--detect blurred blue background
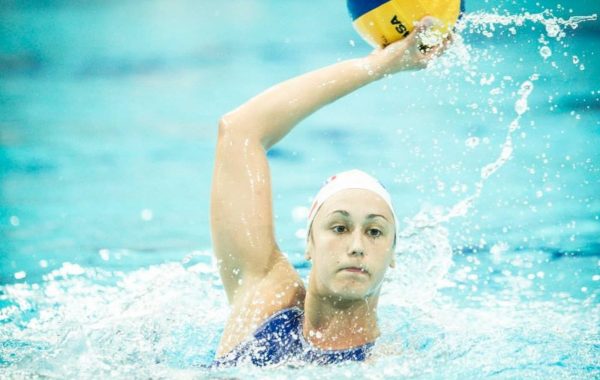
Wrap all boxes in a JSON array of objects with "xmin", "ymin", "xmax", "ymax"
[{"xmin": 1, "ymin": 0, "xmax": 599, "ymax": 284}]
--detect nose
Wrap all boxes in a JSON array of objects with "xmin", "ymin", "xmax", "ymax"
[{"xmin": 348, "ymin": 229, "xmax": 365, "ymax": 257}]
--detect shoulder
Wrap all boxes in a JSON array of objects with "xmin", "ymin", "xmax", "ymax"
[{"xmin": 216, "ymin": 258, "xmax": 306, "ymax": 356}]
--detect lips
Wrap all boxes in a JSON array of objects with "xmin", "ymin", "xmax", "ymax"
[{"xmin": 340, "ymin": 266, "xmax": 369, "ymax": 275}]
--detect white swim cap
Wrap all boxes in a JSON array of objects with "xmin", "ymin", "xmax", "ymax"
[{"xmin": 306, "ymin": 169, "xmax": 397, "ymax": 240}]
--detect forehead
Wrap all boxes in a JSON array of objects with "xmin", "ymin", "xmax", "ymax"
[{"xmin": 316, "ymin": 189, "xmax": 394, "ymax": 221}]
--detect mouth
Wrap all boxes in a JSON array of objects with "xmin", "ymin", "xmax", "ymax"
[{"xmin": 340, "ymin": 266, "xmax": 369, "ymax": 275}]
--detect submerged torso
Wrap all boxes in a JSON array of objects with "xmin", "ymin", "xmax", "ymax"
[{"xmin": 211, "ymin": 307, "xmax": 374, "ymax": 367}]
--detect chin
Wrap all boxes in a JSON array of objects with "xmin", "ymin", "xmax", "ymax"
[{"xmin": 331, "ymin": 282, "xmax": 371, "ymax": 301}]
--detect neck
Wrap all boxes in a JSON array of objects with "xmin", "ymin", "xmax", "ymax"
[{"xmin": 302, "ymin": 290, "xmax": 380, "ymax": 350}]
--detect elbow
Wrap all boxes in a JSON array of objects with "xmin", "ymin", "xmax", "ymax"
[
  {"xmin": 217, "ymin": 113, "xmax": 265, "ymax": 147},
  {"xmin": 217, "ymin": 114, "xmax": 235, "ymax": 139},
  {"xmin": 217, "ymin": 111, "xmax": 246, "ymax": 139}
]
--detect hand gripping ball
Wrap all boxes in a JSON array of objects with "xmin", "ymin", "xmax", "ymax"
[{"xmin": 347, "ymin": 0, "xmax": 465, "ymax": 47}]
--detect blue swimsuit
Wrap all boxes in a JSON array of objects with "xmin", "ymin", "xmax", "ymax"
[{"xmin": 211, "ymin": 307, "xmax": 374, "ymax": 367}]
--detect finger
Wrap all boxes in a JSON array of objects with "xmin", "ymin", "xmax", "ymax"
[
  {"xmin": 446, "ymin": 31, "xmax": 456, "ymax": 45},
  {"xmin": 384, "ymin": 16, "xmax": 441, "ymax": 55},
  {"xmin": 439, "ymin": 32, "xmax": 456, "ymax": 54},
  {"xmin": 414, "ymin": 19, "xmax": 449, "ymax": 57},
  {"xmin": 428, "ymin": 33, "xmax": 453, "ymax": 57},
  {"xmin": 421, "ymin": 28, "xmax": 456, "ymax": 60},
  {"xmin": 414, "ymin": 17, "xmax": 443, "ymax": 39},
  {"xmin": 425, "ymin": 44, "xmax": 444, "ymax": 60},
  {"xmin": 402, "ymin": 17, "xmax": 436, "ymax": 50},
  {"xmin": 414, "ymin": 16, "xmax": 442, "ymax": 33}
]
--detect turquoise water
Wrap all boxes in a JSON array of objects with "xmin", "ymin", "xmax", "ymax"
[{"xmin": 1, "ymin": 0, "xmax": 599, "ymax": 378}]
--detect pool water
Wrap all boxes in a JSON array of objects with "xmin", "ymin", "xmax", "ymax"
[{"xmin": 1, "ymin": 0, "xmax": 599, "ymax": 378}]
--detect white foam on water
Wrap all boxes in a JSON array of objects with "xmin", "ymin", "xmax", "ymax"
[{"xmin": 0, "ymin": 259, "xmax": 228, "ymax": 378}]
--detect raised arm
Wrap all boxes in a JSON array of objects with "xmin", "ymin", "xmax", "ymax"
[{"xmin": 211, "ymin": 18, "xmax": 448, "ymax": 303}]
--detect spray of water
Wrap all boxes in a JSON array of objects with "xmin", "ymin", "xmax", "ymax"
[
  {"xmin": 458, "ymin": 11, "xmax": 597, "ymax": 37},
  {"xmin": 384, "ymin": 11, "xmax": 596, "ymax": 307}
]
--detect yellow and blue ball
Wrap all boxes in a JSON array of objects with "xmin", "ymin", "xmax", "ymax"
[{"xmin": 347, "ymin": 0, "xmax": 465, "ymax": 48}]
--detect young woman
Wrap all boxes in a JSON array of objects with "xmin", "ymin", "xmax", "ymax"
[{"xmin": 210, "ymin": 17, "xmax": 451, "ymax": 367}]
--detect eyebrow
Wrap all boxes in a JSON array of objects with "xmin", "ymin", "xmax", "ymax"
[
  {"xmin": 328, "ymin": 210, "xmax": 350, "ymax": 218},
  {"xmin": 328, "ymin": 210, "xmax": 390, "ymax": 222},
  {"xmin": 367, "ymin": 214, "xmax": 389, "ymax": 222}
]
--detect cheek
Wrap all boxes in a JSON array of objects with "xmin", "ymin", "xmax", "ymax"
[
  {"xmin": 366, "ymin": 261, "xmax": 390, "ymax": 290},
  {"xmin": 312, "ymin": 243, "xmax": 342, "ymax": 277},
  {"xmin": 368, "ymin": 245, "xmax": 394, "ymax": 273},
  {"xmin": 315, "ymin": 248, "xmax": 340, "ymax": 270},
  {"xmin": 373, "ymin": 260, "xmax": 390, "ymax": 278},
  {"xmin": 315, "ymin": 233, "xmax": 342, "ymax": 256}
]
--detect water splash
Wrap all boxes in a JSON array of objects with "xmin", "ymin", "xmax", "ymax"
[
  {"xmin": 386, "ymin": 9, "xmax": 597, "ymax": 306},
  {"xmin": 1, "ymin": 7, "xmax": 598, "ymax": 379},
  {"xmin": 433, "ymin": 10, "xmax": 596, "ymax": 77},
  {"xmin": 456, "ymin": 11, "xmax": 598, "ymax": 40},
  {"xmin": 0, "ymin": 259, "xmax": 227, "ymax": 377},
  {"xmin": 387, "ymin": 75, "xmax": 538, "ymax": 306}
]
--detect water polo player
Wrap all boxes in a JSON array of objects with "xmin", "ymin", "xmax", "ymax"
[{"xmin": 210, "ymin": 16, "xmax": 453, "ymax": 367}]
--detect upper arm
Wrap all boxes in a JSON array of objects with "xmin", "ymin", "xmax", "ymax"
[{"xmin": 210, "ymin": 117, "xmax": 287, "ymax": 301}]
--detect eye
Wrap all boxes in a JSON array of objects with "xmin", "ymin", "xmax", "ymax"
[
  {"xmin": 367, "ymin": 228, "xmax": 382, "ymax": 238},
  {"xmin": 332, "ymin": 225, "xmax": 347, "ymax": 234}
]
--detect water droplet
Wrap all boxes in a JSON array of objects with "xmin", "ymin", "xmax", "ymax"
[
  {"xmin": 539, "ymin": 46, "xmax": 552, "ymax": 60},
  {"xmin": 292, "ymin": 206, "xmax": 309, "ymax": 222},
  {"xmin": 490, "ymin": 242, "xmax": 509, "ymax": 263},
  {"xmin": 99, "ymin": 249, "xmax": 110, "ymax": 261},
  {"xmin": 519, "ymin": 80, "xmax": 534, "ymax": 97},
  {"xmin": 480, "ymin": 74, "xmax": 495, "ymax": 86},
  {"xmin": 481, "ymin": 164, "xmax": 495, "ymax": 179},
  {"xmin": 500, "ymin": 145, "xmax": 513, "ymax": 160},
  {"xmin": 141, "ymin": 209, "xmax": 153, "ymax": 221},
  {"xmin": 295, "ymin": 228, "xmax": 307, "ymax": 240},
  {"xmin": 9, "ymin": 216, "xmax": 20, "ymax": 226},
  {"xmin": 515, "ymin": 99, "xmax": 528, "ymax": 115},
  {"xmin": 572, "ymin": 55, "xmax": 579, "ymax": 64},
  {"xmin": 14, "ymin": 271, "xmax": 26, "ymax": 280},
  {"xmin": 465, "ymin": 137, "xmax": 480, "ymax": 148},
  {"xmin": 545, "ymin": 21, "xmax": 561, "ymax": 37}
]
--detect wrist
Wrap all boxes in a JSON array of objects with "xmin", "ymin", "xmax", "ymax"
[{"xmin": 355, "ymin": 55, "xmax": 387, "ymax": 81}]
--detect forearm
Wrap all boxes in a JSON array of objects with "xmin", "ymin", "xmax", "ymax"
[
  {"xmin": 219, "ymin": 18, "xmax": 446, "ymax": 149},
  {"xmin": 220, "ymin": 55, "xmax": 385, "ymax": 150}
]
